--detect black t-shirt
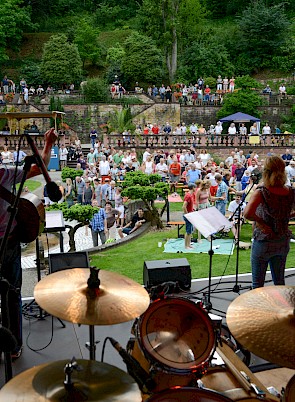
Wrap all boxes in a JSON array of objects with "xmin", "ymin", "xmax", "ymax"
[{"xmin": 130, "ymin": 212, "xmax": 145, "ymax": 229}]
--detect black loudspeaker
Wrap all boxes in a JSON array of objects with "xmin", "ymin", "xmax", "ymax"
[
  {"xmin": 143, "ymin": 258, "xmax": 191, "ymax": 290},
  {"xmin": 49, "ymin": 252, "xmax": 90, "ymax": 273}
]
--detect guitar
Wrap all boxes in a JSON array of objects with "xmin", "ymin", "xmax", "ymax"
[{"xmin": 0, "ymin": 184, "xmax": 45, "ymax": 243}]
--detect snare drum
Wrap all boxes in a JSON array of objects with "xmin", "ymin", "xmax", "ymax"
[
  {"xmin": 146, "ymin": 386, "xmax": 233, "ymax": 401},
  {"xmin": 128, "ymin": 297, "xmax": 216, "ymax": 393}
]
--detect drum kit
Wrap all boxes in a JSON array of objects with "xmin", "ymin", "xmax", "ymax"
[{"xmin": 0, "ymin": 267, "xmax": 294, "ymax": 401}]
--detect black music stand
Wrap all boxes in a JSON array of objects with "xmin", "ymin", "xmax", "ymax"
[{"xmin": 185, "ymin": 207, "xmax": 232, "ymax": 312}]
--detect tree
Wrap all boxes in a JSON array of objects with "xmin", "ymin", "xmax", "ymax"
[
  {"xmin": 237, "ymin": 1, "xmax": 289, "ymax": 69},
  {"xmin": 81, "ymin": 77, "xmax": 111, "ymax": 103},
  {"xmin": 0, "ymin": 0, "xmax": 37, "ymax": 65},
  {"xmin": 47, "ymin": 203, "xmax": 99, "ymax": 251},
  {"xmin": 138, "ymin": 0, "xmax": 204, "ymax": 82},
  {"xmin": 74, "ymin": 19, "xmax": 102, "ymax": 69},
  {"xmin": 61, "ymin": 167, "xmax": 83, "ymax": 183},
  {"xmin": 121, "ymin": 171, "xmax": 169, "ymax": 228},
  {"xmin": 40, "ymin": 34, "xmax": 82, "ymax": 87},
  {"xmin": 217, "ymin": 90, "xmax": 263, "ymax": 120},
  {"xmin": 108, "ymin": 106, "xmax": 135, "ymax": 134},
  {"xmin": 121, "ymin": 32, "xmax": 163, "ymax": 85}
]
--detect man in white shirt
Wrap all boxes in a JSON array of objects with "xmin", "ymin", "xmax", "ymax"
[
  {"xmin": 215, "ymin": 121, "xmax": 223, "ymax": 135},
  {"xmin": 262, "ymin": 123, "xmax": 271, "ymax": 136},
  {"xmin": 142, "ymin": 148, "xmax": 151, "ymax": 162},
  {"xmin": 239, "ymin": 123, "xmax": 247, "ymax": 136},
  {"xmin": 59, "ymin": 144, "xmax": 68, "ymax": 169},
  {"xmin": 156, "ymin": 158, "xmax": 168, "ymax": 181},
  {"xmin": 99, "ymin": 155, "xmax": 110, "ymax": 177},
  {"xmin": 228, "ymin": 123, "xmax": 237, "ymax": 135},
  {"xmin": 228, "ymin": 194, "xmax": 246, "ymax": 243},
  {"xmin": 285, "ymin": 160, "xmax": 295, "ymax": 186},
  {"xmin": 190, "ymin": 123, "xmax": 198, "ymax": 135}
]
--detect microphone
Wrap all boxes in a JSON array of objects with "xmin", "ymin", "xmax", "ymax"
[
  {"xmin": 25, "ymin": 133, "xmax": 62, "ymax": 202},
  {"xmin": 109, "ymin": 337, "xmax": 156, "ymax": 392},
  {"xmin": 0, "ymin": 326, "xmax": 17, "ymax": 352}
]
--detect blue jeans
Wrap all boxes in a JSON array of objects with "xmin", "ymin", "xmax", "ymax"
[
  {"xmin": 251, "ymin": 237, "xmax": 289, "ymax": 288},
  {"xmin": 216, "ymin": 201, "xmax": 226, "ymax": 215},
  {"xmin": 183, "ymin": 215, "xmax": 194, "ymax": 234}
]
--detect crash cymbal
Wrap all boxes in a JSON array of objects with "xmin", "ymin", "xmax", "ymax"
[
  {"xmin": 0, "ymin": 359, "xmax": 142, "ymax": 401},
  {"xmin": 34, "ymin": 268, "xmax": 150, "ymax": 325},
  {"xmin": 227, "ymin": 285, "xmax": 295, "ymax": 369}
]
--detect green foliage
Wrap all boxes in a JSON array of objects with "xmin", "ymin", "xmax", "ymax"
[
  {"xmin": 180, "ymin": 34, "xmax": 234, "ymax": 80},
  {"xmin": 40, "ymin": 34, "xmax": 82, "ymax": 86},
  {"xmin": 47, "ymin": 202, "xmax": 99, "ymax": 224},
  {"xmin": 19, "ymin": 60, "xmax": 41, "ymax": 86},
  {"xmin": 74, "ymin": 19, "xmax": 101, "ymax": 68},
  {"xmin": 49, "ymin": 96, "xmax": 64, "ymax": 128},
  {"xmin": 81, "ymin": 77, "xmax": 111, "ymax": 103},
  {"xmin": 204, "ymin": 77, "xmax": 216, "ymax": 88},
  {"xmin": 217, "ymin": 90, "xmax": 263, "ymax": 119},
  {"xmin": 235, "ymin": 75, "xmax": 262, "ymax": 91},
  {"xmin": 121, "ymin": 32, "xmax": 163, "ymax": 85},
  {"xmin": 237, "ymin": 1, "xmax": 290, "ymax": 69},
  {"xmin": 61, "ymin": 167, "xmax": 83, "ymax": 183},
  {"xmin": 108, "ymin": 106, "xmax": 135, "ymax": 134},
  {"xmin": 121, "ymin": 171, "xmax": 168, "ymax": 203}
]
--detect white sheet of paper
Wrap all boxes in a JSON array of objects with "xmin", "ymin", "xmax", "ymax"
[{"xmin": 185, "ymin": 207, "xmax": 232, "ymax": 238}]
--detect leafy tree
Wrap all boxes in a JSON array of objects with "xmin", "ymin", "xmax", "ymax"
[
  {"xmin": 40, "ymin": 34, "xmax": 82, "ymax": 87},
  {"xmin": 217, "ymin": 90, "xmax": 263, "ymax": 119},
  {"xmin": 74, "ymin": 19, "xmax": 101, "ymax": 69},
  {"xmin": 138, "ymin": 0, "xmax": 204, "ymax": 82},
  {"xmin": 180, "ymin": 34, "xmax": 234, "ymax": 80},
  {"xmin": 19, "ymin": 61, "xmax": 42, "ymax": 86},
  {"xmin": 81, "ymin": 77, "xmax": 111, "ymax": 103},
  {"xmin": 234, "ymin": 75, "xmax": 262, "ymax": 91},
  {"xmin": 121, "ymin": 171, "xmax": 169, "ymax": 228},
  {"xmin": 108, "ymin": 106, "xmax": 135, "ymax": 134},
  {"xmin": 237, "ymin": 1, "xmax": 290, "ymax": 69},
  {"xmin": 121, "ymin": 32, "xmax": 163, "ymax": 85},
  {"xmin": 47, "ymin": 202, "xmax": 98, "ymax": 251}
]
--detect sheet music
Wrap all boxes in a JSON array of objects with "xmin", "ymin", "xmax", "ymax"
[{"xmin": 185, "ymin": 207, "xmax": 232, "ymax": 238}]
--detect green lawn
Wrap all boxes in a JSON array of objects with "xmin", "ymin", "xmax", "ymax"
[
  {"xmin": 16, "ymin": 180, "xmax": 42, "ymax": 192},
  {"xmin": 90, "ymin": 223, "xmax": 295, "ymax": 285}
]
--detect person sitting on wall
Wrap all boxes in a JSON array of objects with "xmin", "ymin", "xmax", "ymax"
[{"xmin": 118, "ymin": 208, "xmax": 146, "ymax": 238}]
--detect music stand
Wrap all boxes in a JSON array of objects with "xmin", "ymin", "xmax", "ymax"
[{"xmin": 185, "ymin": 207, "xmax": 232, "ymax": 311}]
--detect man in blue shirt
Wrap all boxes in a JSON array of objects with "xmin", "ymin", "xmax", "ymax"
[
  {"xmin": 90, "ymin": 203, "xmax": 107, "ymax": 246},
  {"xmin": 186, "ymin": 164, "xmax": 201, "ymax": 185},
  {"xmin": 13, "ymin": 145, "xmax": 27, "ymax": 165},
  {"xmin": 211, "ymin": 173, "xmax": 228, "ymax": 215}
]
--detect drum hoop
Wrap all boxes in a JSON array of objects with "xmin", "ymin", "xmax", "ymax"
[
  {"xmin": 138, "ymin": 297, "xmax": 216, "ymax": 372},
  {"xmin": 146, "ymin": 386, "xmax": 233, "ymax": 401}
]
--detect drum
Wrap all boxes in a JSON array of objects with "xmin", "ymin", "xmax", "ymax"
[
  {"xmin": 146, "ymin": 387, "xmax": 233, "ymax": 401},
  {"xmin": 138, "ymin": 297, "xmax": 215, "ymax": 374},
  {"xmin": 128, "ymin": 297, "xmax": 216, "ymax": 393},
  {"xmin": 284, "ymin": 374, "xmax": 295, "ymax": 401}
]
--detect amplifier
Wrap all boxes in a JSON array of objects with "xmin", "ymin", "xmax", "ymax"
[{"xmin": 143, "ymin": 258, "xmax": 191, "ymax": 290}]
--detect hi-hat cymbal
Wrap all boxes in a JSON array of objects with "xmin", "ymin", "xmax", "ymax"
[
  {"xmin": 34, "ymin": 268, "xmax": 150, "ymax": 325},
  {"xmin": 227, "ymin": 285, "xmax": 295, "ymax": 369},
  {"xmin": 0, "ymin": 359, "xmax": 142, "ymax": 401}
]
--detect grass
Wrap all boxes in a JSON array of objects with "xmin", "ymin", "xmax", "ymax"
[
  {"xmin": 16, "ymin": 180, "xmax": 42, "ymax": 192},
  {"xmin": 90, "ymin": 222, "xmax": 295, "ymax": 285}
]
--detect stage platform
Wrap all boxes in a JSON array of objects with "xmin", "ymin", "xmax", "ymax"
[{"xmin": 1, "ymin": 268, "xmax": 295, "ymax": 394}]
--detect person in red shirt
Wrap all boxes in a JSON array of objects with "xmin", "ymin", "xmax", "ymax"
[
  {"xmin": 183, "ymin": 184, "xmax": 196, "ymax": 249},
  {"xmin": 169, "ymin": 159, "xmax": 181, "ymax": 193},
  {"xmin": 151, "ymin": 123, "xmax": 159, "ymax": 135}
]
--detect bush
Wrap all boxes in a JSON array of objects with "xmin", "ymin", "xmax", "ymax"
[
  {"xmin": 82, "ymin": 77, "xmax": 111, "ymax": 103},
  {"xmin": 61, "ymin": 167, "xmax": 83, "ymax": 183}
]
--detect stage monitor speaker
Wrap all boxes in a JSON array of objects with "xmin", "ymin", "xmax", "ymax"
[
  {"xmin": 143, "ymin": 258, "xmax": 191, "ymax": 290},
  {"xmin": 49, "ymin": 251, "xmax": 90, "ymax": 273}
]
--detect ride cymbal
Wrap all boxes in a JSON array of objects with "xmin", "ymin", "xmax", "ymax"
[
  {"xmin": 0, "ymin": 359, "xmax": 142, "ymax": 401},
  {"xmin": 227, "ymin": 285, "xmax": 295, "ymax": 369},
  {"xmin": 34, "ymin": 268, "xmax": 150, "ymax": 325}
]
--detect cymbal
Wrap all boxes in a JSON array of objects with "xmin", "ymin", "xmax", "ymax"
[
  {"xmin": 227, "ymin": 285, "xmax": 295, "ymax": 369},
  {"xmin": 34, "ymin": 268, "xmax": 150, "ymax": 325},
  {"xmin": 0, "ymin": 359, "xmax": 142, "ymax": 401}
]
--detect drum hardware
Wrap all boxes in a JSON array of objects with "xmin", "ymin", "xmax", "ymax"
[
  {"xmin": 110, "ymin": 337, "xmax": 156, "ymax": 393},
  {"xmin": 227, "ymin": 286, "xmax": 295, "ymax": 370},
  {"xmin": 0, "ymin": 358, "xmax": 142, "ymax": 401},
  {"xmin": 34, "ymin": 267, "xmax": 150, "ymax": 360}
]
